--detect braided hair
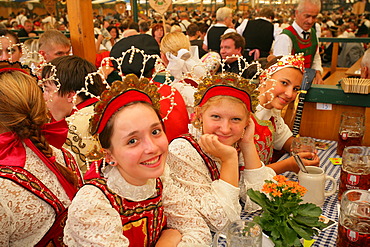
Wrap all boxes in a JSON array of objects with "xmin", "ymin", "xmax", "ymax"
[{"xmin": 0, "ymin": 70, "xmax": 78, "ymax": 187}]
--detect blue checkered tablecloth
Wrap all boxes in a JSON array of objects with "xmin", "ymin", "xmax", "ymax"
[{"xmin": 239, "ymin": 138, "xmax": 341, "ymax": 247}]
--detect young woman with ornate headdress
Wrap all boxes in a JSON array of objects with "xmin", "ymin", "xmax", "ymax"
[
  {"xmin": 63, "ymin": 74, "xmax": 211, "ymax": 246},
  {"xmin": 0, "ymin": 65, "xmax": 83, "ymax": 246},
  {"xmin": 254, "ymin": 54, "xmax": 320, "ymax": 174},
  {"xmin": 166, "ymin": 73, "xmax": 276, "ymax": 232},
  {"xmin": 0, "ymin": 30, "xmax": 22, "ymax": 63}
]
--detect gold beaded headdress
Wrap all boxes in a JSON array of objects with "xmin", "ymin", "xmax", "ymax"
[
  {"xmin": 90, "ymin": 74, "xmax": 161, "ymax": 136},
  {"xmin": 194, "ymin": 73, "xmax": 259, "ymax": 113}
]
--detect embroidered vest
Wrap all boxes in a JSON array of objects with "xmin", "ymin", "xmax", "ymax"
[
  {"xmin": 0, "ymin": 148, "xmax": 82, "ymax": 247},
  {"xmin": 252, "ymin": 115, "xmax": 275, "ymax": 165},
  {"xmin": 282, "ymin": 26, "xmax": 318, "ymax": 68},
  {"xmin": 87, "ymin": 178, "xmax": 167, "ymax": 247},
  {"xmin": 176, "ymin": 134, "xmax": 220, "ymax": 181}
]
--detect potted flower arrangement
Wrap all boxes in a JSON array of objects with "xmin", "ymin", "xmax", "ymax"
[{"xmin": 247, "ymin": 175, "xmax": 326, "ymax": 247}]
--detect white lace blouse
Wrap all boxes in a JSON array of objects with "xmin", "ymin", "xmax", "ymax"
[
  {"xmin": 0, "ymin": 145, "xmax": 71, "ymax": 247},
  {"xmin": 166, "ymin": 126, "xmax": 276, "ymax": 232},
  {"xmin": 64, "ymin": 165, "xmax": 211, "ymax": 246},
  {"xmin": 255, "ymin": 104, "xmax": 293, "ymax": 151}
]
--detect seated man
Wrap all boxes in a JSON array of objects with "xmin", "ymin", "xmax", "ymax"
[
  {"xmin": 219, "ymin": 32, "xmax": 250, "ymax": 78},
  {"xmin": 17, "ymin": 19, "xmax": 38, "ymax": 38}
]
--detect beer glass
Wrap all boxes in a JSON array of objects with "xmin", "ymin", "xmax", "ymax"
[
  {"xmin": 213, "ymin": 220, "xmax": 262, "ymax": 247},
  {"xmin": 337, "ymin": 112, "xmax": 365, "ymax": 156},
  {"xmin": 338, "ymin": 146, "xmax": 370, "ymax": 201},
  {"xmin": 291, "ymin": 137, "xmax": 316, "ymax": 158},
  {"xmin": 337, "ymin": 189, "xmax": 370, "ymax": 246}
]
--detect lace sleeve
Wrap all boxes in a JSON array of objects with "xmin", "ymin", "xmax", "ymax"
[
  {"xmin": 161, "ymin": 167, "xmax": 212, "ymax": 246},
  {"xmin": 64, "ymin": 185, "xmax": 129, "ymax": 247},
  {"xmin": 239, "ymin": 165, "xmax": 276, "ymax": 211},
  {"xmin": 0, "ymin": 200, "xmax": 11, "ymax": 245},
  {"xmin": 167, "ymin": 138, "xmax": 241, "ymax": 232}
]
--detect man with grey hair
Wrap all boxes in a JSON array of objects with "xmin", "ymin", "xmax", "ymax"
[
  {"xmin": 179, "ymin": 12, "xmax": 191, "ymax": 34},
  {"xmin": 203, "ymin": 7, "xmax": 235, "ymax": 53},
  {"xmin": 38, "ymin": 30, "xmax": 71, "ymax": 62},
  {"xmin": 273, "ymin": 0, "xmax": 324, "ymax": 84},
  {"xmin": 361, "ymin": 48, "xmax": 370, "ymax": 78}
]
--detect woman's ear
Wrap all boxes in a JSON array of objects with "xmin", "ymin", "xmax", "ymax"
[{"xmin": 105, "ymin": 149, "xmax": 117, "ymax": 166}]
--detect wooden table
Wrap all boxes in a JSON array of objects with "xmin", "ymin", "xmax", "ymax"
[
  {"xmin": 238, "ymin": 139, "xmax": 341, "ymax": 247},
  {"xmin": 345, "ymin": 57, "xmax": 362, "ymax": 77}
]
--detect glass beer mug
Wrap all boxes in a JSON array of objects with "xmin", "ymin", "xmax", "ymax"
[
  {"xmin": 338, "ymin": 146, "xmax": 370, "ymax": 201},
  {"xmin": 337, "ymin": 190, "xmax": 370, "ymax": 246},
  {"xmin": 213, "ymin": 220, "xmax": 262, "ymax": 247},
  {"xmin": 337, "ymin": 112, "xmax": 365, "ymax": 156}
]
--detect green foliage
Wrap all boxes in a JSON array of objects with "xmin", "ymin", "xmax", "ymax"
[{"xmin": 247, "ymin": 181, "xmax": 325, "ymax": 247}]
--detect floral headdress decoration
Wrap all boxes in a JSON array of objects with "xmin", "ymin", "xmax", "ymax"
[
  {"xmin": 257, "ymin": 54, "xmax": 305, "ymax": 108},
  {"xmin": 194, "ymin": 73, "xmax": 259, "ymax": 113},
  {"xmin": 90, "ymin": 74, "xmax": 161, "ymax": 136},
  {"xmin": 259, "ymin": 54, "xmax": 305, "ymax": 82}
]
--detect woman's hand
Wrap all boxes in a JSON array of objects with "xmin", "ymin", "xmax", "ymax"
[
  {"xmin": 238, "ymin": 118, "xmax": 255, "ymax": 148},
  {"xmin": 290, "ymin": 152, "xmax": 320, "ymax": 173},
  {"xmin": 199, "ymin": 134, "xmax": 239, "ymax": 186},
  {"xmin": 156, "ymin": 229, "xmax": 182, "ymax": 247},
  {"xmin": 199, "ymin": 134, "xmax": 237, "ymax": 163}
]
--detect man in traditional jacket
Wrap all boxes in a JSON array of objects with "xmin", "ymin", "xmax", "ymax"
[{"xmin": 273, "ymin": 0, "xmax": 324, "ymax": 84}]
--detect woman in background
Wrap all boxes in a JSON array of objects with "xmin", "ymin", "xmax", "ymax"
[
  {"xmin": 0, "ymin": 29, "xmax": 22, "ymax": 62},
  {"xmin": 152, "ymin": 23, "xmax": 164, "ymax": 45}
]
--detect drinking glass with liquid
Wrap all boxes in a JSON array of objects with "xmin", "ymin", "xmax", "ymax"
[
  {"xmin": 337, "ymin": 189, "xmax": 370, "ymax": 246},
  {"xmin": 338, "ymin": 146, "xmax": 370, "ymax": 201},
  {"xmin": 337, "ymin": 112, "xmax": 365, "ymax": 156}
]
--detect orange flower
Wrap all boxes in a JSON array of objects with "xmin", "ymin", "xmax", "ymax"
[
  {"xmin": 273, "ymin": 175, "xmax": 287, "ymax": 183},
  {"xmin": 272, "ymin": 190, "xmax": 283, "ymax": 197},
  {"xmin": 262, "ymin": 184, "xmax": 273, "ymax": 193}
]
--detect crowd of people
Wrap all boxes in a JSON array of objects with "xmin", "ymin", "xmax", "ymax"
[{"xmin": 0, "ymin": 0, "xmax": 369, "ymax": 246}]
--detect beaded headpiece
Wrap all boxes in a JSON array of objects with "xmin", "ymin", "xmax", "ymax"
[
  {"xmin": 259, "ymin": 54, "xmax": 305, "ymax": 81},
  {"xmin": 194, "ymin": 73, "xmax": 259, "ymax": 113},
  {"xmin": 257, "ymin": 54, "xmax": 305, "ymax": 109},
  {"xmin": 0, "ymin": 60, "xmax": 36, "ymax": 78},
  {"xmin": 0, "ymin": 35, "xmax": 44, "ymax": 72},
  {"xmin": 90, "ymin": 74, "xmax": 161, "ymax": 135}
]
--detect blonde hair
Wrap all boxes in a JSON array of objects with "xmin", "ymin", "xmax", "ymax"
[
  {"xmin": 160, "ymin": 32, "xmax": 190, "ymax": 56},
  {"xmin": 0, "ymin": 70, "xmax": 78, "ymax": 186},
  {"xmin": 192, "ymin": 95, "xmax": 250, "ymax": 129}
]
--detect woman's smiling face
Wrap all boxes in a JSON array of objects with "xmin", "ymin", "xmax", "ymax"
[
  {"xmin": 106, "ymin": 103, "xmax": 168, "ymax": 186},
  {"xmin": 259, "ymin": 68, "xmax": 303, "ymax": 110},
  {"xmin": 201, "ymin": 97, "xmax": 249, "ymax": 146}
]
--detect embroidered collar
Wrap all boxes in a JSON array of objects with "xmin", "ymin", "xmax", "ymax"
[{"xmin": 105, "ymin": 166, "xmax": 157, "ymax": 201}]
